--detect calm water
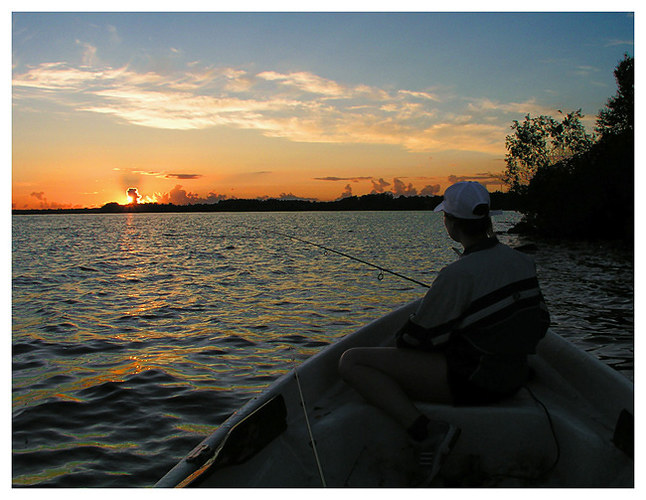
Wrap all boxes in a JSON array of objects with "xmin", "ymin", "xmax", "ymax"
[{"xmin": 11, "ymin": 211, "xmax": 633, "ymax": 487}]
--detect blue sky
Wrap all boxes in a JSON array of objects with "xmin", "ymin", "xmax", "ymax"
[
  {"xmin": 11, "ymin": 8, "xmax": 636, "ymax": 207},
  {"xmin": 13, "ymin": 12, "xmax": 633, "ymax": 107}
]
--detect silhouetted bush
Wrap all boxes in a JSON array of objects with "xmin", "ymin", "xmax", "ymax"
[{"xmin": 520, "ymin": 130, "xmax": 633, "ymax": 241}]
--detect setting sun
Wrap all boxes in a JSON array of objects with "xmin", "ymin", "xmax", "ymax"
[
  {"xmin": 125, "ymin": 188, "xmax": 160, "ymax": 205},
  {"xmin": 125, "ymin": 188, "xmax": 140, "ymax": 205}
]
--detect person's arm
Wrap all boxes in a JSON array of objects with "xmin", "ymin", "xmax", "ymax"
[
  {"xmin": 395, "ymin": 316, "xmax": 455, "ymax": 350},
  {"xmin": 395, "ymin": 267, "xmax": 472, "ymax": 351}
]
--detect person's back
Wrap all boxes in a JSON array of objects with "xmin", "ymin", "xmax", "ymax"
[
  {"xmin": 443, "ymin": 241, "xmax": 548, "ymax": 392},
  {"xmin": 396, "ymin": 238, "xmax": 549, "ymax": 401}
]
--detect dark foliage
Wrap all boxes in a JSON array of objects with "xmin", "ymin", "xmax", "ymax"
[
  {"xmin": 515, "ymin": 54, "xmax": 634, "ymax": 242},
  {"xmin": 596, "ymin": 53, "xmax": 634, "ymax": 137},
  {"xmin": 520, "ymin": 130, "xmax": 633, "ymax": 241}
]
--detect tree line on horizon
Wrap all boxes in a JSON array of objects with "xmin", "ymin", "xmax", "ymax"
[{"xmin": 12, "ymin": 190, "xmax": 519, "ymax": 215}]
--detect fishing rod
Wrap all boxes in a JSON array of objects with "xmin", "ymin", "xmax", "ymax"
[
  {"xmin": 293, "ymin": 362, "xmax": 327, "ymax": 487},
  {"xmin": 261, "ymin": 228, "xmax": 431, "ymax": 289}
]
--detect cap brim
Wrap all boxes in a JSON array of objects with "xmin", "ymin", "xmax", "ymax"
[{"xmin": 433, "ymin": 202, "xmax": 445, "ymax": 212}]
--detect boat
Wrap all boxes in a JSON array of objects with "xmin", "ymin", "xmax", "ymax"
[{"xmin": 155, "ymin": 299, "xmax": 634, "ymax": 487}]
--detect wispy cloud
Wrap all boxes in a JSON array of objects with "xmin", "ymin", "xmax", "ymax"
[
  {"xmin": 13, "ymin": 61, "xmax": 533, "ymax": 154},
  {"xmin": 76, "ymin": 40, "xmax": 98, "ymax": 66},
  {"xmin": 605, "ymin": 39, "xmax": 633, "ymax": 47},
  {"xmin": 314, "ymin": 176, "xmax": 373, "ymax": 182},
  {"xmin": 125, "ymin": 169, "xmax": 203, "ymax": 180},
  {"xmin": 448, "ymin": 173, "xmax": 503, "ymax": 189},
  {"xmin": 573, "ymin": 65, "xmax": 601, "ymax": 77},
  {"xmin": 257, "ymin": 71, "xmax": 348, "ymax": 97},
  {"xmin": 398, "ymin": 89, "xmax": 441, "ymax": 101},
  {"xmin": 165, "ymin": 173, "xmax": 203, "ymax": 179},
  {"xmin": 106, "ymin": 24, "xmax": 121, "ymax": 45},
  {"xmin": 466, "ymin": 97, "xmax": 553, "ymax": 116}
]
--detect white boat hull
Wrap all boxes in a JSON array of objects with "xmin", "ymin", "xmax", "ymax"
[{"xmin": 156, "ymin": 299, "xmax": 633, "ymax": 487}]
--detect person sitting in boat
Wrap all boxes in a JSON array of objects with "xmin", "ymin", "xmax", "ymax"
[{"xmin": 338, "ymin": 181, "xmax": 550, "ymax": 482}]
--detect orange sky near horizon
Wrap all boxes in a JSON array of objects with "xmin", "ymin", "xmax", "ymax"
[
  {"xmin": 11, "ymin": 12, "xmax": 632, "ymax": 210},
  {"xmin": 12, "ymin": 90, "xmax": 507, "ymax": 209}
]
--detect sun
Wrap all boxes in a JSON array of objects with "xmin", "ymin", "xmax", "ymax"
[
  {"xmin": 124, "ymin": 187, "xmax": 159, "ymax": 205},
  {"xmin": 126, "ymin": 187, "xmax": 140, "ymax": 205}
]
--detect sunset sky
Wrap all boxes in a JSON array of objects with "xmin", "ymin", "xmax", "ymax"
[{"xmin": 11, "ymin": 9, "xmax": 634, "ymax": 209}]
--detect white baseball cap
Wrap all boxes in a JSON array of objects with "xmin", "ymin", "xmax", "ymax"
[{"xmin": 434, "ymin": 181, "xmax": 490, "ymax": 219}]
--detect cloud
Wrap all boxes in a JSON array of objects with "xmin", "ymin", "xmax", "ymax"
[
  {"xmin": 12, "ymin": 62, "xmax": 520, "ymax": 154},
  {"xmin": 257, "ymin": 71, "xmax": 347, "ymax": 97},
  {"xmin": 28, "ymin": 191, "xmax": 75, "ymax": 209},
  {"xmin": 164, "ymin": 173, "xmax": 203, "ymax": 179},
  {"xmin": 573, "ymin": 65, "xmax": 601, "ymax": 77},
  {"xmin": 76, "ymin": 40, "xmax": 98, "ymax": 66},
  {"xmin": 466, "ymin": 97, "xmax": 555, "ymax": 117},
  {"xmin": 370, "ymin": 178, "xmax": 391, "ymax": 193},
  {"xmin": 314, "ymin": 176, "xmax": 372, "ymax": 182},
  {"xmin": 398, "ymin": 89, "xmax": 441, "ymax": 101},
  {"xmin": 106, "ymin": 24, "xmax": 121, "ymax": 45},
  {"xmin": 132, "ymin": 170, "xmax": 162, "ymax": 176},
  {"xmin": 420, "ymin": 184, "xmax": 441, "ymax": 196},
  {"xmin": 314, "ymin": 175, "xmax": 441, "ymax": 197},
  {"xmin": 448, "ymin": 173, "xmax": 494, "ymax": 183},
  {"xmin": 447, "ymin": 173, "xmax": 503, "ymax": 190},
  {"xmin": 154, "ymin": 184, "xmax": 227, "ymax": 205},
  {"xmin": 338, "ymin": 184, "xmax": 353, "ymax": 200},
  {"xmin": 392, "ymin": 178, "xmax": 418, "ymax": 197},
  {"xmin": 275, "ymin": 192, "xmax": 317, "ymax": 202},
  {"xmin": 122, "ymin": 169, "xmax": 203, "ymax": 181},
  {"xmin": 605, "ymin": 39, "xmax": 633, "ymax": 47}
]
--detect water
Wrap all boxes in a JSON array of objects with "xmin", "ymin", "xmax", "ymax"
[{"xmin": 11, "ymin": 211, "xmax": 633, "ymax": 487}]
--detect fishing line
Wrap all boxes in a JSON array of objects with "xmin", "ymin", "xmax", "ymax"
[
  {"xmin": 290, "ymin": 349, "xmax": 327, "ymax": 487},
  {"xmin": 261, "ymin": 228, "xmax": 431, "ymax": 289}
]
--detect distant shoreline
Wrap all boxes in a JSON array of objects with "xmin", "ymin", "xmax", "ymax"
[{"xmin": 12, "ymin": 192, "xmax": 519, "ymax": 215}]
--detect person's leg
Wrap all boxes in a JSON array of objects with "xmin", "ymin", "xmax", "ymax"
[{"xmin": 338, "ymin": 346, "xmax": 453, "ymax": 430}]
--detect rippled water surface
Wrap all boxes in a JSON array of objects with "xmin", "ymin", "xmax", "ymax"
[{"xmin": 12, "ymin": 212, "xmax": 633, "ymax": 487}]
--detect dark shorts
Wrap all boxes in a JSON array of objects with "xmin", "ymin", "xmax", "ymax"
[{"xmin": 447, "ymin": 370, "xmax": 521, "ymax": 406}]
